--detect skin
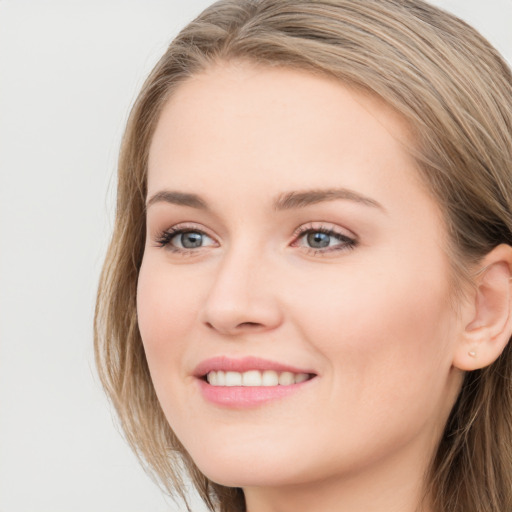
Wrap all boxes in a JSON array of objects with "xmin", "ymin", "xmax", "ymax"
[{"xmin": 137, "ymin": 61, "xmax": 469, "ymax": 512}]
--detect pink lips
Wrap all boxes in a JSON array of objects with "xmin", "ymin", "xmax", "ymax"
[
  {"xmin": 194, "ymin": 356, "xmax": 316, "ymax": 408},
  {"xmin": 194, "ymin": 356, "xmax": 313, "ymax": 377}
]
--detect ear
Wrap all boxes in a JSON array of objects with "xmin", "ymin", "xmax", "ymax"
[{"xmin": 453, "ymin": 244, "xmax": 512, "ymax": 371}]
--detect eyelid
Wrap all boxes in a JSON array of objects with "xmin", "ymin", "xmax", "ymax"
[
  {"xmin": 152, "ymin": 221, "xmax": 357, "ymax": 256},
  {"xmin": 290, "ymin": 222, "xmax": 358, "ymax": 254},
  {"xmin": 153, "ymin": 222, "xmax": 219, "ymax": 251},
  {"xmin": 291, "ymin": 222, "xmax": 357, "ymax": 241}
]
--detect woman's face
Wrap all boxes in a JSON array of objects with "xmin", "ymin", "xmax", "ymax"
[{"xmin": 138, "ymin": 62, "xmax": 465, "ymax": 491}]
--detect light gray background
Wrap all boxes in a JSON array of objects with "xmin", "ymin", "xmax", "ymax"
[{"xmin": 0, "ymin": 1, "xmax": 510, "ymax": 511}]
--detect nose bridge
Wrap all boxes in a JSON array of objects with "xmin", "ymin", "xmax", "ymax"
[{"xmin": 202, "ymin": 240, "xmax": 282, "ymax": 335}]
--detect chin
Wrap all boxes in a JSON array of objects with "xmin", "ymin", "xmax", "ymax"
[
  {"xmin": 198, "ymin": 463, "xmax": 299, "ymax": 489},
  {"xmin": 184, "ymin": 441, "xmax": 306, "ymax": 488}
]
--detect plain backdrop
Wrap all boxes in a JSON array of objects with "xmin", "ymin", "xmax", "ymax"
[{"xmin": 0, "ymin": 1, "xmax": 511, "ymax": 511}]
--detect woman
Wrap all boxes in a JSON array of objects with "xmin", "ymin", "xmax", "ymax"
[{"xmin": 94, "ymin": 1, "xmax": 512, "ymax": 511}]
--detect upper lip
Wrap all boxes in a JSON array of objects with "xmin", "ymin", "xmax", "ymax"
[{"xmin": 193, "ymin": 356, "xmax": 316, "ymax": 377}]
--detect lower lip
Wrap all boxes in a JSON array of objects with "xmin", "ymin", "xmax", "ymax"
[{"xmin": 198, "ymin": 378, "xmax": 313, "ymax": 408}]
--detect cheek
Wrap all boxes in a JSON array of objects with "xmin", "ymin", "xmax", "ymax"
[
  {"xmin": 277, "ymin": 262, "xmax": 459, "ymax": 474},
  {"xmin": 289, "ymin": 253, "xmax": 456, "ymax": 405},
  {"xmin": 137, "ymin": 258, "xmax": 202, "ymax": 375}
]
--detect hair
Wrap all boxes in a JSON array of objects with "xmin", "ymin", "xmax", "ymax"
[{"xmin": 94, "ymin": 1, "xmax": 512, "ymax": 511}]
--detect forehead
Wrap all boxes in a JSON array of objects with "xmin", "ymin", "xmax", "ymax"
[{"xmin": 147, "ymin": 61, "xmax": 426, "ymax": 207}]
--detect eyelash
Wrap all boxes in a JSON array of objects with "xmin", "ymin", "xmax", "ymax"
[
  {"xmin": 154, "ymin": 225, "xmax": 215, "ymax": 253},
  {"xmin": 154, "ymin": 223, "xmax": 357, "ymax": 255},
  {"xmin": 290, "ymin": 225, "xmax": 357, "ymax": 255}
]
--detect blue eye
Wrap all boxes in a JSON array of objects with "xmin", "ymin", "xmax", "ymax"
[
  {"xmin": 294, "ymin": 227, "xmax": 357, "ymax": 253},
  {"xmin": 177, "ymin": 232, "xmax": 204, "ymax": 249},
  {"xmin": 156, "ymin": 229, "xmax": 216, "ymax": 251},
  {"xmin": 306, "ymin": 231, "xmax": 332, "ymax": 249}
]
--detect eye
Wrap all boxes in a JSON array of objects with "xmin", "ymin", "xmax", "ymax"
[
  {"xmin": 174, "ymin": 231, "xmax": 210, "ymax": 249},
  {"xmin": 305, "ymin": 231, "xmax": 335, "ymax": 249},
  {"xmin": 292, "ymin": 225, "xmax": 357, "ymax": 254},
  {"xmin": 155, "ymin": 227, "xmax": 217, "ymax": 252}
]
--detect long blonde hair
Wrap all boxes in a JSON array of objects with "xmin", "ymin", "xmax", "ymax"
[{"xmin": 94, "ymin": 1, "xmax": 512, "ymax": 511}]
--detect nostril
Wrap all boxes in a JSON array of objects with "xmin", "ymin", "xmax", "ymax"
[
  {"xmin": 237, "ymin": 322, "xmax": 262, "ymax": 329},
  {"xmin": 204, "ymin": 320, "xmax": 264, "ymax": 334}
]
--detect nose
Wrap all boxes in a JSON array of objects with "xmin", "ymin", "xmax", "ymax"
[{"xmin": 201, "ymin": 248, "xmax": 283, "ymax": 336}]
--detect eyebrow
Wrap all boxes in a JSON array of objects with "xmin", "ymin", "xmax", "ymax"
[
  {"xmin": 273, "ymin": 188, "xmax": 385, "ymax": 211},
  {"xmin": 146, "ymin": 187, "xmax": 384, "ymax": 212},
  {"xmin": 146, "ymin": 190, "xmax": 208, "ymax": 210}
]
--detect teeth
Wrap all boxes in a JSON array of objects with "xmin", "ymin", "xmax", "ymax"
[
  {"xmin": 225, "ymin": 371, "xmax": 242, "ymax": 386},
  {"xmin": 294, "ymin": 372, "xmax": 309, "ymax": 383},
  {"xmin": 262, "ymin": 370, "xmax": 279, "ymax": 386},
  {"xmin": 206, "ymin": 370, "xmax": 311, "ymax": 387},
  {"xmin": 278, "ymin": 371, "xmax": 294, "ymax": 385},
  {"xmin": 208, "ymin": 371, "xmax": 217, "ymax": 385},
  {"xmin": 242, "ymin": 370, "xmax": 261, "ymax": 386}
]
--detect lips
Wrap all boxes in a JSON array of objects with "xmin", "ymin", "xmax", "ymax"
[
  {"xmin": 194, "ymin": 356, "xmax": 317, "ymax": 407},
  {"xmin": 194, "ymin": 356, "xmax": 316, "ymax": 382}
]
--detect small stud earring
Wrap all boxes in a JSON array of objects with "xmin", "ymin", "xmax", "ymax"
[{"xmin": 468, "ymin": 350, "xmax": 477, "ymax": 358}]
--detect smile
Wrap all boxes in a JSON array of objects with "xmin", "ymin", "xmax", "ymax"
[
  {"xmin": 206, "ymin": 370, "xmax": 311, "ymax": 387},
  {"xmin": 195, "ymin": 356, "xmax": 317, "ymax": 407}
]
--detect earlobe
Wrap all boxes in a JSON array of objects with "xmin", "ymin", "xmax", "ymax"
[{"xmin": 453, "ymin": 244, "xmax": 512, "ymax": 371}]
